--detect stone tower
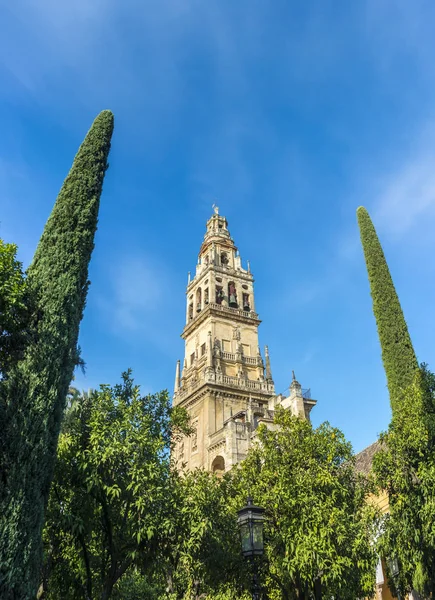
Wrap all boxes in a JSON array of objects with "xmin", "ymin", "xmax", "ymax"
[{"xmin": 173, "ymin": 207, "xmax": 316, "ymax": 474}]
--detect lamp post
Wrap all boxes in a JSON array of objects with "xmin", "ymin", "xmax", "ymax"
[
  {"xmin": 237, "ymin": 497, "xmax": 265, "ymax": 600},
  {"xmin": 387, "ymin": 557, "xmax": 401, "ymax": 600}
]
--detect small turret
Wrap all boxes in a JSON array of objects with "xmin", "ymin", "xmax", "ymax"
[
  {"xmin": 256, "ymin": 346, "xmax": 264, "ymax": 380},
  {"xmin": 290, "ymin": 370, "xmax": 302, "ymax": 397},
  {"xmin": 279, "ymin": 370, "xmax": 317, "ymax": 420},
  {"xmin": 265, "ymin": 345, "xmax": 273, "ymax": 382}
]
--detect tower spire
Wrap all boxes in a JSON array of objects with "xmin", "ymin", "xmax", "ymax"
[{"xmin": 265, "ymin": 345, "xmax": 273, "ymax": 382}]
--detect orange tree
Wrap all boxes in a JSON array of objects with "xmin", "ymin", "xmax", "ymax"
[
  {"xmin": 40, "ymin": 371, "xmax": 189, "ymax": 600},
  {"xmin": 231, "ymin": 409, "xmax": 378, "ymax": 600}
]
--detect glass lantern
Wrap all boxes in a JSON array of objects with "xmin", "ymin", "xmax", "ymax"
[{"xmin": 237, "ymin": 497, "xmax": 265, "ymax": 557}]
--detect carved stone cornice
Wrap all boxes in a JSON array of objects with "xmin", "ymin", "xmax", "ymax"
[
  {"xmin": 174, "ymin": 377, "xmax": 275, "ymax": 409},
  {"xmin": 182, "ymin": 303, "xmax": 260, "ymax": 339}
]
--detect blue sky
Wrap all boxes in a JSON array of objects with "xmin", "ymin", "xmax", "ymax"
[{"xmin": 1, "ymin": 0, "xmax": 435, "ymax": 453}]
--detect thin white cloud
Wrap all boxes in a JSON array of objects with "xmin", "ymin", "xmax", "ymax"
[
  {"xmin": 94, "ymin": 252, "xmax": 182, "ymax": 358},
  {"xmin": 373, "ymin": 135, "xmax": 435, "ymax": 237},
  {"xmin": 99, "ymin": 255, "xmax": 164, "ymax": 333}
]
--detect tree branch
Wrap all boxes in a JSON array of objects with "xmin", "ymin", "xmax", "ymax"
[{"xmin": 79, "ymin": 533, "xmax": 93, "ymax": 600}]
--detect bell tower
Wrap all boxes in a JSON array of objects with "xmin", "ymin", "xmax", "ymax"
[{"xmin": 173, "ymin": 207, "xmax": 277, "ymax": 473}]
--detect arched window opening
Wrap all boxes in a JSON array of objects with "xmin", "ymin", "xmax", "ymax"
[
  {"xmin": 188, "ymin": 303, "xmax": 194, "ymax": 320},
  {"xmin": 228, "ymin": 282, "xmax": 238, "ymax": 308},
  {"xmin": 220, "ymin": 252, "xmax": 229, "ymax": 266},
  {"xmin": 242, "ymin": 293, "xmax": 250, "ymax": 311},
  {"xmin": 196, "ymin": 288, "xmax": 202, "ymax": 312},
  {"xmin": 216, "ymin": 285, "xmax": 224, "ymax": 305},
  {"xmin": 211, "ymin": 455, "xmax": 225, "ymax": 477},
  {"xmin": 204, "ymin": 288, "xmax": 209, "ymax": 305}
]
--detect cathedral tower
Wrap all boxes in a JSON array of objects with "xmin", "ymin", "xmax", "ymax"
[{"xmin": 173, "ymin": 207, "xmax": 316, "ymax": 474}]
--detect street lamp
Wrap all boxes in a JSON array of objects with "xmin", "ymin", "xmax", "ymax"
[
  {"xmin": 387, "ymin": 557, "xmax": 401, "ymax": 600},
  {"xmin": 237, "ymin": 497, "xmax": 265, "ymax": 600}
]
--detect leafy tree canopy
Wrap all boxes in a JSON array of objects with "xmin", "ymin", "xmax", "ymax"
[
  {"xmin": 0, "ymin": 239, "xmax": 32, "ymax": 377},
  {"xmin": 374, "ymin": 365, "xmax": 435, "ymax": 598},
  {"xmin": 155, "ymin": 468, "xmax": 249, "ymax": 600},
  {"xmin": 231, "ymin": 409, "xmax": 379, "ymax": 600},
  {"xmin": 40, "ymin": 371, "xmax": 190, "ymax": 600},
  {"xmin": 40, "ymin": 384, "xmax": 381, "ymax": 600}
]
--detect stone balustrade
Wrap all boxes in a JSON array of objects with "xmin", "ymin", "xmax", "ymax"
[
  {"xmin": 175, "ymin": 370, "xmax": 275, "ymax": 402},
  {"xmin": 207, "ymin": 302, "xmax": 258, "ymax": 320},
  {"xmin": 220, "ymin": 351, "xmax": 261, "ymax": 366}
]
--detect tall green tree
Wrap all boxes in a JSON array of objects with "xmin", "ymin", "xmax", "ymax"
[
  {"xmin": 232, "ymin": 409, "xmax": 378, "ymax": 600},
  {"xmin": 374, "ymin": 365, "xmax": 435, "ymax": 598},
  {"xmin": 0, "ymin": 110, "xmax": 114, "ymax": 599},
  {"xmin": 0, "ymin": 240, "xmax": 32, "ymax": 376},
  {"xmin": 40, "ymin": 372, "xmax": 190, "ymax": 600},
  {"xmin": 356, "ymin": 206, "xmax": 418, "ymax": 410}
]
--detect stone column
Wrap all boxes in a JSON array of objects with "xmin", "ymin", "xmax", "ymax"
[
  {"xmin": 207, "ymin": 331, "xmax": 213, "ymax": 369},
  {"xmin": 210, "ymin": 275, "xmax": 216, "ymax": 306},
  {"xmin": 186, "ymin": 293, "xmax": 190, "ymax": 324},
  {"xmin": 250, "ymin": 284, "xmax": 256, "ymax": 313},
  {"xmin": 174, "ymin": 359, "xmax": 180, "ymax": 394},
  {"xmin": 236, "ymin": 282, "xmax": 243, "ymax": 310}
]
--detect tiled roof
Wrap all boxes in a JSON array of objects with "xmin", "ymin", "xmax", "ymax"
[{"xmin": 354, "ymin": 440, "xmax": 382, "ymax": 475}]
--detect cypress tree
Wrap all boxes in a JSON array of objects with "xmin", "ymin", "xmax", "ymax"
[
  {"xmin": 0, "ymin": 110, "xmax": 114, "ymax": 599},
  {"xmin": 357, "ymin": 206, "xmax": 418, "ymax": 411}
]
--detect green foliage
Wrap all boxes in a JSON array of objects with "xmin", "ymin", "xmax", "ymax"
[
  {"xmin": 0, "ymin": 240, "xmax": 33, "ymax": 487},
  {"xmin": 373, "ymin": 365, "xmax": 435, "ymax": 598},
  {"xmin": 357, "ymin": 206, "xmax": 418, "ymax": 411},
  {"xmin": 0, "ymin": 239, "xmax": 32, "ymax": 376},
  {"xmin": 34, "ymin": 373, "xmax": 380, "ymax": 600},
  {"xmin": 41, "ymin": 371, "xmax": 190, "ymax": 600},
  {"xmin": 156, "ymin": 469, "xmax": 248, "ymax": 599},
  {"xmin": 0, "ymin": 110, "xmax": 114, "ymax": 599},
  {"xmin": 232, "ymin": 409, "xmax": 379, "ymax": 600}
]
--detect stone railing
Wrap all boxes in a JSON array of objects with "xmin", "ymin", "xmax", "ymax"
[
  {"xmin": 207, "ymin": 372, "xmax": 275, "ymax": 394},
  {"xmin": 220, "ymin": 351, "xmax": 261, "ymax": 366},
  {"xmin": 183, "ymin": 302, "xmax": 260, "ymax": 337},
  {"xmin": 208, "ymin": 302, "xmax": 258, "ymax": 321},
  {"xmin": 174, "ymin": 378, "xmax": 203, "ymax": 401},
  {"xmin": 174, "ymin": 370, "xmax": 275, "ymax": 402}
]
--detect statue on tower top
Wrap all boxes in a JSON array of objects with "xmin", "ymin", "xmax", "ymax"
[{"xmin": 212, "ymin": 203, "xmax": 219, "ymax": 215}]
